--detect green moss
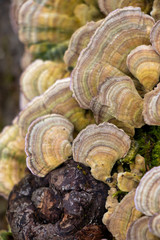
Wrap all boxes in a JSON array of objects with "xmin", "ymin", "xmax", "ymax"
[
  {"xmin": 151, "ymin": 141, "xmax": 160, "ymax": 167},
  {"xmin": 135, "ymin": 125, "xmax": 160, "ymax": 169},
  {"xmin": 112, "ymin": 190, "xmax": 127, "ymax": 202},
  {"xmin": 119, "ymin": 140, "xmax": 139, "ymax": 165},
  {"xmin": 147, "ymin": 126, "xmax": 160, "ymax": 141}
]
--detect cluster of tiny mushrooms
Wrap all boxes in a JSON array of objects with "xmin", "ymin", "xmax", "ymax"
[{"xmin": 1, "ymin": 0, "xmax": 160, "ymax": 239}]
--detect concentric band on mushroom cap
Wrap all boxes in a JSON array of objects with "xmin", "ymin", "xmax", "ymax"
[
  {"xmin": 143, "ymin": 83, "xmax": 160, "ymax": 125},
  {"xmin": 150, "ymin": 20, "xmax": 160, "ymax": 56},
  {"xmin": 20, "ymin": 59, "xmax": 69, "ymax": 104},
  {"xmin": 72, "ymin": 122, "xmax": 131, "ymax": 182},
  {"xmin": 64, "ymin": 20, "xmax": 102, "ymax": 68},
  {"xmin": 134, "ymin": 166, "xmax": 160, "ymax": 216},
  {"xmin": 126, "ymin": 45, "xmax": 160, "ymax": 91},
  {"xmin": 18, "ymin": 77, "xmax": 94, "ymax": 137},
  {"xmin": 126, "ymin": 216, "xmax": 159, "ymax": 240},
  {"xmin": 92, "ymin": 76, "xmax": 144, "ymax": 128},
  {"xmin": 71, "ymin": 7, "xmax": 154, "ymax": 109},
  {"xmin": 104, "ymin": 190, "xmax": 142, "ymax": 240},
  {"xmin": 25, "ymin": 114, "xmax": 74, "ymax": 177},
  {"xmin": 98, "ymin": 0, "xmax": 153, "ymax": 16},
  {"xmin": 149, "ymin": 213, "xmax": 160, "ymax": 238},
  {"xmin": 0, "ymin": 123, "xmax": 26, "ymax": 198},
  {"xmin": 151, "ymin": 0, "xmax": 160, "ymax": 21}
]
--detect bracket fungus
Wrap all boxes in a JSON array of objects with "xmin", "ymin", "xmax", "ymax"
[
  {"xmin": 25, "ymin": 114, "xmax": 74, "ymax": 177},
  {"xmin": 20, "ymin": 59, "xmax": 69, "ymax": 106},
  {"xmin": 17, "ymin": 0, "xmax": 103, "ymax": 60},
  {"xmin": 0, "ymin": 76, "xmax": 94, "ymax": 197},
  {"xmin": 151, "ymin": 20, "xmax": 160, "ymax": 56},
  {"xmin": 117, "ymin": 154, "xmax": 145, "ymax": 192},
  {"xmin": 151, "ymin": 0, "xmax": 160, "ymax": 21},
  {"xmin": 0, "ymin": 122, "xmax": 26, "ymax": 198},
  {"xmin": 134, "ymin": 166, "xmax": 160, "ymax": 216},
  {"xmin": 71, "ymin": 7, "xmax": 154, "ymax": 111},
  {"xmin": 148, "ymin": 213, "xmax": 160, "ymax": 238},
  {"xmin": 64, "ymin": 20, "xmax": 102, "ymax": 68},
  {"xmin": 91, "ymin": 76, "xmax": 144, "ymax": 129},
  {"xmin": 18, "ymin": 0, "xmax": 79, "ymax": 56},
  {"xmin": 103, "ymin": 190, "xmax": 143, "ymax": 240},
  {"xmin": 143, "ymin": 83, "xmax": 160, "ymax": 125},
  {"xmin": 2, "ymin": 2, "xmax": 160, "ymax": 239},
  {"xmin": 117, "ymin": 172, "xmax": 140, "ymax": 192},
  {"xmin": 18, "ymin": 77, "xmax": 94, "ymax": 138},
  {"xmin": 126, "ymin": 45, "xmax": 160, "ymax": 91},
  {"xmin": 132, "ymin": 166, "xmax": 160, "ymax": 238},
  {"xmin": 102, "ymin": 187, "xmax": 119, "ymax": 221},
  {"xmin": 126, "ymin": 216, "xmax": 159, "ymax": 240},
  {"xmin": 98, "ymin": 0, "xmax": 153, "ymax": 16},
  {"xmin": 0, "ymin": 77, "xmax": 94, "ymax": 197},
  {"xmin": 72, "ymin": 122, "xmax": 131, "ymax": 182},
  {"xmin": 117, "ymin": 154, "xmax": 146, "ymax": 192}
]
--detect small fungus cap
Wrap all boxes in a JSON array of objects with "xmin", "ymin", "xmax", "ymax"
[
  {"xmin": 150, "ymin": 20, "xmax": 160, "ymax": 56},
  {"xmin": 18, "ymin": 77, "xmax": 94, "ymax": 138},
  {"xmin": 143, "ymin": 83, "xmax": 160, "ymax": 125},
  {"xmin": 134, "ymin": 166, "xmax": 160, "ymax": 216},
  {"xmin": 126, "ymin": 216, "xmax": 159, "ymax": 240},
  {"xmin": 149, "ymin": 213, "xmax": 160, "ymax": 238},
  {"xmin": 104, "ymin": 190, "xmax": 142, "ymax": 240},
  {"xmin": 98, "ymin": 0, "xmax": 153, "ymax": 16},
  {"xmin": 72, "ymin": 122, "xmax": 131, "ymax": 182},
  {"xmin": 20, "ymin": 59, "xmax": 69, "ymax": 104},
  {"xmin": 25, "ymin": 114, "xmax": 74, "ymax": 177},
  {"xmin": 92, "ymin": 76, "xmax": 144, "ymax": 128},
  {"xmin": 126, "ymin": 45, "xmax": 160, "ymax": 91}
]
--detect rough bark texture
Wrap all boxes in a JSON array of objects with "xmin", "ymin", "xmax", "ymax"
[{"xmin": 7, "ymin": 159, "xmax": 112, "ymax": 240}]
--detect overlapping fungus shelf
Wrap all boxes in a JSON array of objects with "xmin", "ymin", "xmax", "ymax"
[{"xmin": 25, "ymin": 114, "xmax": 74, "ymax": 177}]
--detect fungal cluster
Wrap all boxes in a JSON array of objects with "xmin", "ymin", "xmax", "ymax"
[
  {"xmin": 127, "ymin": 166, "xmax": 160, "ymax": 239},
  {"xmin": 20, "ymin": 60, "xmax": 69, "ymax": 107},
  {"xmin": 1, "ymin": 0, "xmax": 160, "ymax": 239},
  {"xmin": 11, "ymin": 0, "xmax": 103, "ymax": 62}
]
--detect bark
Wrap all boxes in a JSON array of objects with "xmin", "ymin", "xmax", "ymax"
[{"xmin": 7, "ymin": 159, "xmax": 112, "ymax": 240}]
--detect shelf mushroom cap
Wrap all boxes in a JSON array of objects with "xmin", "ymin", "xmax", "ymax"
[
  {"xmin": 126, "ymin": 45, "xmax": 160, "ymax": 91},
  {"xmin": 134, "ymin": 166, "xmax": 160, "ymax": 216},
  {"xmin": 71, "ymin": 7, "xmax": 154, "ymax": 109},
  {"xmin": 20, "ymin": 59, "xmax": 69, "ymax": 104},
  {"xmin": 72, "ymin": 122, "xmax": 131, "ymax": 182},
  {"xmin": 151, "ymin": 20, "xmax": 160, "ymax": 56},
  {"xmin": 18, "ymin": 77, "xmax": 94, "ymax": 137},
  {"xmin": 143, "ymin": 83, "xmax": 160, "ymax": 125},
  {"xmin": 126, "ymin": 216, "xmax": 159, "ymax": 240},
  {"xmin": 25, "ymin": 114, "xmax": 74, "ymax": 177}
]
